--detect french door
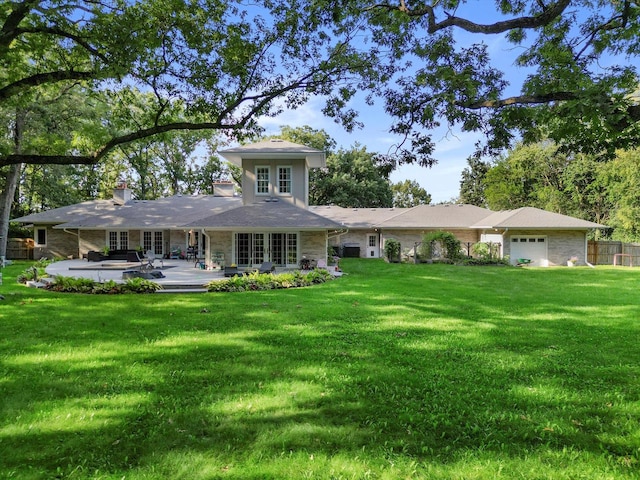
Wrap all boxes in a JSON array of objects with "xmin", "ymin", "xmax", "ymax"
[
  {"xmin": 234, "ymin": 233, "xmax": 298, "ymax": 267},
  {"xmin": 142, "ymin": 231, "xmax": 164, "ymax": 255}
]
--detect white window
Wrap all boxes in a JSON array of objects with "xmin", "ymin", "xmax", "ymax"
[
  {"xmin": 35, "ymin": 227, "xmax": 47, "ymax": 246},
  {"xmin": 277, "ymin": 166, "xmax": 292, "ymax": 195},
  {"xmin": 107, "ymin": 231, "xmax": 128, "ymax": 250},
  {"xmin": 256, "ymin": 166, "xmax": 270, "ymax": 195},
  {"xmin": 142, "ymin": 231, "xmax": 164, "ymax": 255}
]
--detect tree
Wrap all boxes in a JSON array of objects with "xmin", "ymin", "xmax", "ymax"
[
  {"xmin": 483, "ymin": 142, "xmax": 569, "ymax": 211},
  {"xmin": 353, "ymin": 0, "xmax": 640, "ymax": 165},
  {"xmin": 459, "ymin": 155, "xmax": 490, "ymax": 207},
  {"xmin": 310, "ymin": 145, "xmax": 393, "ymax": 208},
  {"xmin": 391, "ymin": 179, "xmax": 431, "ymax": 207},
  {"xmin": 1, "ymin": 1, "xmax": 381, "ymax": 254}
]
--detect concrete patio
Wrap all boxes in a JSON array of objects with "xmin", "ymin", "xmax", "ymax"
[{"xmin": 45, "ymin": 258, "xmax": 232, "ymax": 292}]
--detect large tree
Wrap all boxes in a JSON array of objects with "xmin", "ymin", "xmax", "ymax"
[{"xmin": 354, "ymin": 0, "xmax": 640, "ymax": 165}]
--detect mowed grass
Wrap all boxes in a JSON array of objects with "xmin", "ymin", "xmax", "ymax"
[{"xmin": 1, "ymin": 259, "xmax": 639, "ymax": 479}]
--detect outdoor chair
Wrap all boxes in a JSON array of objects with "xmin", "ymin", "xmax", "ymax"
[
  {"xmin": 257, "ymin": 261, "xmax": 275, "ymax": 274},
  {"xmin": 143, "ymin": 250, "xmax": 157, "ymax": 269}
]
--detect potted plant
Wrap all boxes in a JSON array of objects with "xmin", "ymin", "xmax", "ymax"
[{"xmin": 567, "ymin": 256, "xmax": 578, "ymax": 267}]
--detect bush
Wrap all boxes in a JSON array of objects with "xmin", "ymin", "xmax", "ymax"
[
  {"xmin": 383, "ymin": 238, "xmax": 401, "ymax": 262},
  {"xmin": 46, "ymin": 276, "xmax": 96, "ymax": 293},
  {"xmin": 16, "ymin": 258, "xmax": 53, "ymax": 284},
  {"xmin": 206, "ymin": 269, "xmax": 333, "ymax": 292},
  {"xmin": 420, "ymin": 231, "xmax": 462, "ymax": 261},
  {"xmin": 122, "ymin": 277, "xmax": 163, "ymax": 293},
  {"xmin": 41, "ymin": 275, "xmax": 161, "ymax": 294}
]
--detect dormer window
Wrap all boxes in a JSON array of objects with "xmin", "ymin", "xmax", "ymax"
[
  {"xmin": 278, "ymin": 166, "xmax": 292, "ymax": 195},
  {"xmin": 256, "ymin": 166, "xmax": 270, "ymax": 195}
]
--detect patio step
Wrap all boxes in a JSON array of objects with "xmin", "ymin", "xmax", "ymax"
[{"xmin": 157, "ymin": 285, "xmax": 208, "ymax": 294}]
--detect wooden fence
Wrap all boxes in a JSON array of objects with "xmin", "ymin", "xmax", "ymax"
[
  {"xmin": 588, "ymin": 241, "xmax": 640, "ymax": 266},
  {"xmin": 5, "ymin": 238, "xmax": 34, "ymax": 260}
]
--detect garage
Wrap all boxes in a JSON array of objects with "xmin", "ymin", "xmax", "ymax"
[{"xmin": 510, "ymin": 236, "xmax": 548, "ymax": 267}]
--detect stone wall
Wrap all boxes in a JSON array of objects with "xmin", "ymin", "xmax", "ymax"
[
  {"xmin": 33, "ymin": 226, "xmax": 79, "ymax": 259},
  {"xmin": 300, "ymin": 231, "xmax": 327, "ymax": 263}
]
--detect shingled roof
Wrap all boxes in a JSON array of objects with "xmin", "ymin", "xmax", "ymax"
[
  {"xmin": 185, "ymin": 200, "xmax": 342, "ymax": 230},
  {"xmin": 53, "ymin": 196, "xmax": 241, "ymax": 229},
  {"xmin": 471, "ymin": 207, "xmax": 605, "ymax": 230}
]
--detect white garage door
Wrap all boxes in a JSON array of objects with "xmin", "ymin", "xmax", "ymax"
[{"xmin": 510, "ymin": 236, "xmax": 548, "ymax": 267}]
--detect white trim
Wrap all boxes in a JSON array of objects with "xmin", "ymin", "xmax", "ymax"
[
  {"xmin": 255, "ymin": 165, "xmax": 270, "ymax": 196},
  {"xmin": 277, "ymin": 165, "xmax": 292, "ymax": 196},
  {"xmin": 34, "ymin": 227, "xmax": 47, "ymax": 246}
]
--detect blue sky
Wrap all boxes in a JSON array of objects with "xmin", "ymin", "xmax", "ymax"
[{"xmin": 258, "ymin": 30, "xmax": 522, "ymax": 203}]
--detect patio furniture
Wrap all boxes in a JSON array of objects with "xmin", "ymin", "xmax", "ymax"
[
  {"xmin": 224, "ymin": 266, "xmax": 241, "ymax": 277},
  {"xmin": 257, "ymin": 261, "xmax": 275, "ymax": 274},
  {"xmin": 186, "ymin": 246, "xmax": 196, "ymax": 262}
]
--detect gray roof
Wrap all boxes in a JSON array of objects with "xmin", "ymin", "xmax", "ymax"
[
  {"xmin": 185, "ymin": 200, "xmax": 342, "ymax": 230},
  {"xmin": 308, "ymin": 206, "xmax": 410, "ymax": 228},
  {"xmin": 471, "ymin": 207, "xmax": 605, "ymax": 230},
  {"xmin": 219, "ymin": 139, "xmax": 325, "ymax": 168},
  {"xmin": 377, "ymin": 204, "xmax": 493, "ymax": 229},
  {"xmin": 12, "ymin": 200, "xmax": 116, "ymax": 225},
  {"xmin": 309, "ymin": 204, "xmax": 492, "ymax": 229},
  {"xmin": 54, "ymin": 196, "xmax": 241, "ymax": 229}
]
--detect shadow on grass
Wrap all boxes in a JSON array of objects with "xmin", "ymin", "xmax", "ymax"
[{"xmin": 1, "ymin": 260, "xmax": 639, "ymax": 478}]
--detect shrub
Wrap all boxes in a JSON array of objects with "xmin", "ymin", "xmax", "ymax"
[
  {"xmin": 206, "ymin": 269, "xmax": 333, "ymax": 292},
  {"xmin": 420, "ymin": 231, "xmax": 462, "ymax": 261},
  {"xmin": 122, "ymin": 278, "xmax": 163, "ymax": 294},
  {"xmin": 383, "ymin": 238, "xmax": 401, "ymax": 262},
  {"xmin": 46, "ymin": 276, "xmax": 95, "ymax": 293},
  {"xmin": 16, "ymin": 258, "xmax": 52, "ymax": 284}
]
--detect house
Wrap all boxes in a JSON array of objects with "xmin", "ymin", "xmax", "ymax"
[
  {"xmin": 12, "ymin": 140, "xmax": 343, "ymax": 268},
  {"xmin": 311, "ymin": 204, "xmax": 603, "ymax": 266},
  {"xmin": 12, "ymin": 139, "xmax": 604, "ymax": 267}
]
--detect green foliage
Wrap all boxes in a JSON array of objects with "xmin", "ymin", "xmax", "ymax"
[
  {"xmin": 206, "ymin": 269, "xmax": 333, "ymax": 292},
  {"xmin": 41, "ymin": 275, "xmax": 161, "ymax": 294},
  {"xmin": 16, "ymin": 258, "xmax": 52, "ymax": 283},
  {"xmin": 121, "ymin": 277, "xmax": 163, "ymax": 294},
  {"xmin": 309, "ymin": 144, "xmax": 393, "ymax": 207},
  {"xmin": 420, "ymin": 231, "xmax": 462, "ymax": 261},
  {"xmin": 383, "ymin": 238, "xmax": 401, "ymax": 262},
  {"xmin": 391, "ymin": 179, "xmax": 431, "ymax": 207}
]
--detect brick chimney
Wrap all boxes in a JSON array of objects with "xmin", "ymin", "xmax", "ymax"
[{"xmin": 113, "ymin": 180, "xmax": 132, "ymax": 205}]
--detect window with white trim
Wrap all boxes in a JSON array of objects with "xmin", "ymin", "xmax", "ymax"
[
  {"xmin": 255, "ymin": 166, "xmax": 270, "ymax": 195},
  {"xmin": 277, "ymin": 166, "xmax": 292, "ymax": 194},
  {"xmin": 35, "ymin": 227, "xmax": 47, "ymax": 246},
  {"xmin": 108, "ymin": 231, "xmax": 128, "ymax": 250}
]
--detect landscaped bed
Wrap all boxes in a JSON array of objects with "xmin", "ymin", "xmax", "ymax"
[{"xmin": 1, "ymin": 259, "xmax": 639, "ymax": 479}]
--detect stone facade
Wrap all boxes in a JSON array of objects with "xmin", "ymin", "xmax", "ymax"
[
  {"xmin": 504, "ymin": 230, "xmax": 587, "ymax": 266},
  {"xmin": 33, "ymin": 226, "xmax": 79, "ymax": 259},
  {"xmin": 300, "ymin": 231, "xmax": 327, "ymax": 262}
]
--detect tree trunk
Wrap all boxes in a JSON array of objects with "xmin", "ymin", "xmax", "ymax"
[{"xmin": 0, "ymin": 109, "xmax": 25, "ymax": 258}]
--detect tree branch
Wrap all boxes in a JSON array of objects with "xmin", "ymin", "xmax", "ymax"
[
  {"xmin": 462, "ymin": 92, "xmax": 578, "ymax": 109},
  {"xmin": 373, "ymin": 0, "xmax": 572, "ymax": 34},
  {"xmin": 0, "ymin": 121, "xmax": 237, "ymax": 167},
  {"xmin": 0, "ymin": 70, "xmax": 97, "ymax": 101},
  {"xmin": 0, "ymin": 0, "xmax": 40, "ymax": 50}
]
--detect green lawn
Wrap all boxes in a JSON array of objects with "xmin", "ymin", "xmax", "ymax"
[{"xmin": 1, "ymin": 260, "xmax": 639, "ymax": 479}]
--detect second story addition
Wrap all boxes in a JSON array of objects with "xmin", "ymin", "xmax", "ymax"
[{"xmin": 219, "ymin": 139, "xmax": 325, "ymax": 208}]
